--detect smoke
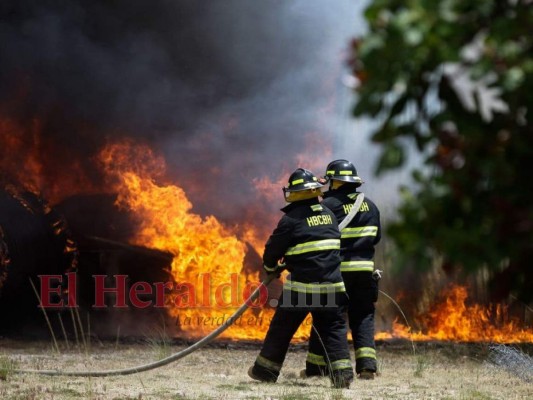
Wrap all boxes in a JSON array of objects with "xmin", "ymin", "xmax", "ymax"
[{"xmin": 0, "ymin": 0, "xmax": 410, "ymax": 223}]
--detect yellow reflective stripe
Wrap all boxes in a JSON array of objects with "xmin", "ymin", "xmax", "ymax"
[
  {"xmin": 291, "ymin": 178, "xmax": 304, "ymax": 185},
  {"xmin": 256, "ymin": 355, "xmax": 282, "ymax": 371},
  {"xmin": 284, "ymin": 280, "xmax": 346, "ymax": 294},
  {"xmin": 339, "ymin": 170, "xmax": 353, "ymax": 175},
  {"xmin": 326, "ymin": 170, "xmax": 335, "ymax": 175},
  {"xmin": 331, "ymin": 359, "xmax": 353, "ymax": 370},
  {"xmin": 306, "ymin": 352, "xmax": 326, "ymax": 366},
  {"xmin": 310, "ymin": 204, "xmax": 323, "ymax": 211},
  {"xmin": 285, "ymin": 239, "xmax": 340, "ymax": 256},
  {"xmin": 355, "ymin": 347, "xmax": 376, "ymax": 360},
  {"xmin": 340, "ymin": 261, "xmax": 374, "ymax": 272},
  {"xmin": 263, "ymin": 264, "xmax": 277, "ymax": 272},
  {"xmin": 341, "ymin": 226, "xmax": 378, "ymax": 238}
]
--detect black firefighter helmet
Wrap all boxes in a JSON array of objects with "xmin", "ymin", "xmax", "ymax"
[
  {"xmin": 282, "ymin": 168, "xmax": 323, "ymax": 202},
  {"xmin": 325, "ymin": 159, "xmax": 363, "ymax": 186}
]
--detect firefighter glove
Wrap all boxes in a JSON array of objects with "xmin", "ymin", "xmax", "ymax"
[{"xmin": 372, "ymin": 269, "xmax": 383, "ymax": 281}]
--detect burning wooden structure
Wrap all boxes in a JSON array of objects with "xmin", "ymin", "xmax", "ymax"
[
  {"xmin": 0, "ymin": 186, "xmax": 77, "ymax": 331},
  {"xmin": 0, "ymin": 187, "xmax": 176, "ymax": 336}
]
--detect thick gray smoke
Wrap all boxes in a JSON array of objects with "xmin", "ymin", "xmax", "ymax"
[{"xmin": 0, "ymin": 0, "xmax": 407, "ymax": 222}]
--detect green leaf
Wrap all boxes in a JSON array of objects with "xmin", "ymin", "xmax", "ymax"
[{"xmin": 376, "ymin": 142, "xmax": 405, "ymax": 174}]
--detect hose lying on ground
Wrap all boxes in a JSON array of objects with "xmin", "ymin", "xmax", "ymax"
[{"xmin": 13, "ymin": 274, "xmax": 277, "ymax": 377}]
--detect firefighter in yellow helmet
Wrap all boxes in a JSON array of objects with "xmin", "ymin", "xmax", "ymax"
[
  {"xmin": 248, "ymin": 168, "xmax": 354, "ymax": 388},
  {"xmin": 302, "ymin": 159, "xmax": 382, "ymax": 380}
]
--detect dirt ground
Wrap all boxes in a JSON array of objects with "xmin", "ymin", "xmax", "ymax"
[{"xmin": 0, "ymin": 338, "xmax": 531, "ymax": 400}]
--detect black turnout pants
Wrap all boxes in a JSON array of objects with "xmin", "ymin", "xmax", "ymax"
[
  {"xmin": 252, "ymin": 297, "xmax": 353, "ymax": 383},
  {"xmin": 307, "ymin": 271, "xmax": 378, "ymax": 374}
]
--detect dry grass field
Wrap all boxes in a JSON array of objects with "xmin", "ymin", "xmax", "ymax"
[{"xmin": 0, "ymin": 338, "xmax": 531, "ymax": 400}]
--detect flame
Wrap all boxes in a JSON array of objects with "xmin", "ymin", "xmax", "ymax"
[
  {"xmin": 0, "ymin": 115, "xmax": 99, "ymax": 203},
  {"xmin": 97, "ymin": 142, "xmax": 532, "ymax": 343},
  {"xmin": 99, "ymin": 141, "xmax": 289, "ymax": 340},
  {"xmin": 0, "ymin": 117, "xmax": 44, "ymax": 195},
  {"xmin": 377, "ymin": 285, "xmax": 533, "ymax": 343}
]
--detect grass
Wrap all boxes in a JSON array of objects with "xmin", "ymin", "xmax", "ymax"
[
  {"xmin": 1, "ymin": 339, "xmax": 532, "ymax": 399},
  {"xmin": 0, "ymin": 356, "xmax": 16, "ymax": 381},
  {"xmin": 413, "ymin": 353, "xmax": 430, "ymax": 377},
  {"xmin": 144, "ymin": 320, "xmax": 173, "ymax": 360},
  {"xmin": 460, "ymin": 390, "xmax": 496, "ymax": 400}
]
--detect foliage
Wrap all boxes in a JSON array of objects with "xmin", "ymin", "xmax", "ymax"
[{"xmin": 350, "ymin": 0, "xmax": 532, "ymax": 301}]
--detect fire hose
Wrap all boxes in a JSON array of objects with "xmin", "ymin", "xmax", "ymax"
[
  {"xmin": 14, "ymin": 274, "xmax": 277, "ymax": 377},
  {"xmin": 12, "ymin": 275, "xmax": 413, "ymax": 377},
  {"xmin": 11, "ymin": 194, "xmax": 378, "ymax": 377}
]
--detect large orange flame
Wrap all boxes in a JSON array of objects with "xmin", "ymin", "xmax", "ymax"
[{"xmin": 99, "ymin": 140, "xmax": 315, "ymax": 340}]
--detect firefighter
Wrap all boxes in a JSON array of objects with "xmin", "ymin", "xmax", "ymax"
[
  {"xmin": 302, "ymin": 159, "xmax": 382, "ymax": 380},
  {"xmin": 248, "ymin": 168, "xmax": 354, "ymax": 388}
]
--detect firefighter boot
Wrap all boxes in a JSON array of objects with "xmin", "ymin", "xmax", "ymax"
[
  {"xmin": 358, "ymin": 370, "xmax": 375, "ymax": 380},
  {"xmin": 248, "ymin": 365, "xmax": 278, "ymax": 383},
  {"xmin": 299, "ymin": 364, "xmax": 328, "ymax": 378}
]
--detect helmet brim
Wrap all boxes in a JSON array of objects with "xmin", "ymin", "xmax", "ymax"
[{"xmin": 329, "ymin": 176, "xmax": 362, "ymax": 184}]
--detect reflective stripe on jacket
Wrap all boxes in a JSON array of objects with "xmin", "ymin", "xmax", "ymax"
[
  {"xmin": 262, "ymin": 198, "xmax": 343, "ymax": 286},
  {"xmin": 321, "ymin": 188, "xmax": 381, "ymax": 270}
]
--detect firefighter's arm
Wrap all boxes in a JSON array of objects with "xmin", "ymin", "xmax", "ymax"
[
  {"xmin": 264, "ymin": 260, "xmax": 286, "ymax": 278},
  {"xmin": 263, "ymin": 216, "xmax": 292, "ymax": 274}
]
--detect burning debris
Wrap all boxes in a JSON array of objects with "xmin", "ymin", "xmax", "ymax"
[{"xmin": 0, "ymin": 186, "xmax": 78, "ymax": 329}]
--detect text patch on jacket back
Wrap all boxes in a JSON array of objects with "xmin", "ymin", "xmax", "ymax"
[
  {"xmin": 306, "ymin": 214, "xmax": 333, "ymax": 227},
  {"xmin": 343, "ymin": 202, "xmax": 370, "ymax": 215}
]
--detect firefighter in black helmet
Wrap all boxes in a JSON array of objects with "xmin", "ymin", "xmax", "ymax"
[
  {"xmin": 248, "ymin": 168, "xmax": 354, "ymax": 388},
  {"xmin": 302, "ymin": 159, "xmax": 382, "ymax": 380}
]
